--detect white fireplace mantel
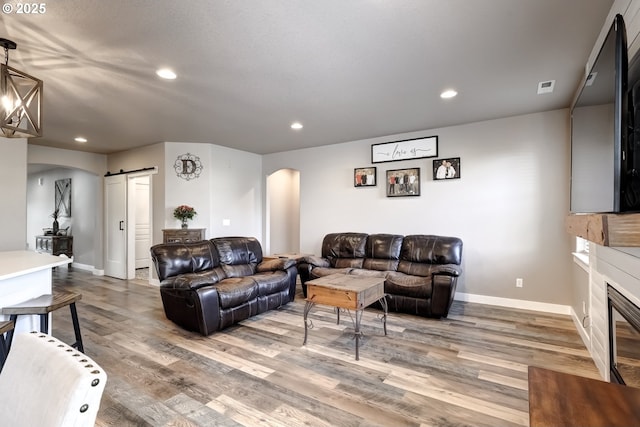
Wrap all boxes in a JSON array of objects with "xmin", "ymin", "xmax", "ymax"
[{"xmin": 589, "ymin": 245, "xmax": 640, "ymax": 379}]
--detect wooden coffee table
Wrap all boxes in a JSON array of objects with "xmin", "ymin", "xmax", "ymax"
[{"xmin": 303, "ymin": 273, "xmax": 388, "ymax": 360}]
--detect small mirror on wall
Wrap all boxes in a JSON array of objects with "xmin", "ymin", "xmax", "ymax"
[
  {"xmin": 354, "ymin": 167, "xmax": 376, "ymax": 187},
  {"xmin": 386, "ymin": 168, "xmax": 420, "ymax": 197}
]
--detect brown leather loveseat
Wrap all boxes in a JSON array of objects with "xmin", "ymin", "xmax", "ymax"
[
  {"xmin": 298, "ymin": 233, "xmax": 463, "ymax": 318},
  {"xmin": 150, "ymin": 237, "xmax": 297, "ymax": 335}
]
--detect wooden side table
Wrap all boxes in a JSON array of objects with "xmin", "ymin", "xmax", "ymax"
[
  {"xmin": 35, "ymin": 235, "xmax": 73, "ymax": 258},
  {"xmin": 162, "ymin": 228, "xmax": 206, "ymax": 243},
  {"xmin": 303, "ymin": 273, "xmax": 388, "ymax": 360},
  {"xmin": 528, "ymin": 366, "xmax": 640, "ymax": 426}
]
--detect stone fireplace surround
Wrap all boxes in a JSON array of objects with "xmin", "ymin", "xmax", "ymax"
[{"xmin": 588, "ymin": 245, "xmax": 640, "ymax": 380}]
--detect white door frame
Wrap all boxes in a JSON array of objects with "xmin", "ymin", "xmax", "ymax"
[{"xmin": 126, "ymin": 170, "xmax": 155, "ymax": 280}]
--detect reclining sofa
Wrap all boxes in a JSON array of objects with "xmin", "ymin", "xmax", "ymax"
[
  {"xmin": 298, "ymin": 233, "xmax": 463, "ymax": 318},
  {"xmin": 150, "ymin": 237, "xmax": 297, "ymax": 335}
]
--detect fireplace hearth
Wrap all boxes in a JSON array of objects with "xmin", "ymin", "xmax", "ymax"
[{"xmin": 608, "ymin": 284, "xmax": 640, "ymax": 387}]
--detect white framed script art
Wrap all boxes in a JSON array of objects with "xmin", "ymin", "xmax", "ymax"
[{"xmin": 371, "ymin": 136, "xmax": 438, "ymax": 163}]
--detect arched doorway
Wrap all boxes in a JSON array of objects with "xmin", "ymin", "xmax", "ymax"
[{"xmin": 265, "ymin": 168, "xmax": 300, "ymax": 255}]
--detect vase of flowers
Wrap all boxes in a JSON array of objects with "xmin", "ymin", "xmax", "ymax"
[{"xmin": 173, "ymin": 205, "xmax": 197, "ymax": 229}]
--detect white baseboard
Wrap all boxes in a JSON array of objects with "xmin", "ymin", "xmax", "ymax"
[
  {"xmin": 571, "ymin": 306, "xmax": 591, "ymax": 350},
  {"xmin": 70, "ymin": 262, "xmax": 104, "ymax": 276},
  {"xmin": 454, "ymin": 292, "xmax": 571, "ymax": 315}
]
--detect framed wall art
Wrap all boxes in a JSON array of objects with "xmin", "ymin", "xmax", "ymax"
[
  {"xmin": 433, "ymin": 157, "xmax": 461, "ymax": 180},
  {"xmin": 386, "ymin": 168, "xmax": 420, "ymax": 197},
  {"xmin": 55, "ymin": 178, "xmax": 71, "ymax": 217},
  {"xmin": 371, "ymin": 135, "xmax": 438, "ymax": 163},
  {"xmin": 354, "ymin": 167, "xmax": 376, "ymax": 187}
]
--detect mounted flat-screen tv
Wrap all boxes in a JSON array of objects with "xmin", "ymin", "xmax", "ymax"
[{"xmin": 570, "ymin": 14, "xmax": 640, "ymax": 213}]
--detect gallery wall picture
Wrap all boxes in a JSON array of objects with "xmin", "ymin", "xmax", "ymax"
[
  {"xmin": 386, "ymin": 168, "xmax": 420, "ymax": 197},
  {"xmin": 433, "ymin": 157, "xmax": 461, "ymax": 180},
  {"xmin": 354, "ymin": 167, "xmax": 376, "ymax": 187},
  {"xmin": 55, "ymin": 178, "xmax": 72, "ymax": 217},
  {"xmin": 371, "ymin": 136, "xmax": 438, "ymax": 163}
]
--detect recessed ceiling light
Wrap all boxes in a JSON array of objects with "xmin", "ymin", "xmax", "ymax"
[
  {"xmin": 156, "ymin": 68, "xmax": 177, "ymax": 80},
  {"xmin": 291, "ymin": 122, "xmax": 303, "ymax": 130},
  {"xmin": 440, "ymin": 89, "xmax": 458, "ymax": 99},
  {"xmin": 74, "ymin": 137, "xmax": 87, "ymax": 143}
]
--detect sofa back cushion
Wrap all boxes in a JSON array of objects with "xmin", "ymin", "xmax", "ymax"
[
  {"xmin": 398, "ymin": 235, "xmax": 463, "ymax": 276},
  {"xmin": 321, "ymin": 233, "xmax": 367, "ymax": 268},
  {"xmin": 363, "ymin": 234, "xmax": 403, "ymax": 271},
  {"xmin": 212, "ymin": 237, "xmax": 263, "ymax": 278},
  {"xmin": 150, "ymin": 240, "xmax": 219, "ymax": 281}
]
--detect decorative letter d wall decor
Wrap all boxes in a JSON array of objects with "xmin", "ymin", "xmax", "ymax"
[{"xmin": 174, "ymin": 153, "xmax": 203, "ymax": 181}]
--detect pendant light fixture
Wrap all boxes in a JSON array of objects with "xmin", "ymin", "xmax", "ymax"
[{"xmin": 1, "ymin": 38, "xmax": 42, "ymax": 138}]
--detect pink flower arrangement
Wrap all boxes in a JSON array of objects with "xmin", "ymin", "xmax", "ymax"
[{"xmin": 173, "ymin": 205, "xmax": 197, "ymax": 221}]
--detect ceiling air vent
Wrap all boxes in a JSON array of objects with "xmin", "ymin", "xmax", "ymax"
[{"xmin": 537, "ymin": 80, "xmax": 555, "ymax": 95}]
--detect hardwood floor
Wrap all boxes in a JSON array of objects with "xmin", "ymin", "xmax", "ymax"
[{"xmin": 49, "ymin": 268, "xmax": 599, "ymax": 427}]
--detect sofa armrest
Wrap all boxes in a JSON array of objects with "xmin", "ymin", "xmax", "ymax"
[
  {"xmin": 302, "ymin": 255, "xmax": 330, "ymax": 268},
  {"xmin": 431, "ymin": 264, "xmax": 462, "ymax": 277},
  {"xmin": 257, "ymin": 258, "xmax": 296, "ymax": 272},
  {"xmin": 430, "ymin": 274, "xmax": 459, "ymax": 318}
]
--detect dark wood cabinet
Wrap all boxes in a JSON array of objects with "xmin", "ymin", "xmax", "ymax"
[
  {"xmin": 35, "ymin": 235, "xmax": 73, "ymax": 258},
  {"xmin": 162, "ymin": 228, "xmax": 206, "ymax": 243}
]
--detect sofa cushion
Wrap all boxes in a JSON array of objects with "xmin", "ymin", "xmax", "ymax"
[
  {"xmin": 385, "ymin": 271, "xmax": 432, "ymax": 299},
  {"xmin": 251, "ymin": 271, "xmax": 290, "ymax": 296},
  {"xmin": 310, "ymin": 267, "xmax": 353, "ymax": 279},
  {"xmin": 212, "ymin": 237, "xmax": 262, "ymax": 276},
  {"xmin": 348, "ymin": 269, "xmax": 387, "ymax": 278},
  {"xmin": 161, "ymin": 268, "xmax": 226, "ymax": 290},
  {"xmin": 151, "ymin": 241, "xmax": 219, "ymax": 281},
  {"xmin": 398, "ymin": 235, "xmax": 462, "ymax": 276},
  {"xmin": 322, "ymin": 233, "xmax": 367, "ymax": 267},
  {"xmin": 334, "ymin": 258, "xmax": 364, "ymax": 269},
  {"xmin": 400, "ymin": 235, "xmax": 462, "ymax": 264},
  {"xmin": 363, "ymin": 233, "xmax": 403, "ymax": 271},
  {"xmin": 215, "ymin": 277, "xmax": 259, "ymax": 309}
]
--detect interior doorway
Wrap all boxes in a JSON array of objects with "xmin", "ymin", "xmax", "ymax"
[
  {"xmin": 265, "ymin": 168, "xmax": 300, "ymax": 255},
  {"xmin": 104, "ymin": 169, "xmax": 155, "ymax": 280}
]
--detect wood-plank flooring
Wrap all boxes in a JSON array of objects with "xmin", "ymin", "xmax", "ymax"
[{"xmin": 48, "ymin": 268, "xmax": 599, "ymax": 427}]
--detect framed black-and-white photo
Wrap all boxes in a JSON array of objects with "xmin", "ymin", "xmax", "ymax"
[
  {"xmin": 386, "ymin": 168, "xmax": 420, "ymax": 197},
  {"xmin": 371, "ymin": 136, "xmax": 438, "ymax": 163},
  {"xmin": 354, "ymin": 167, "xmax": 376, "ymax": 187},
  {"xmin": 433, "ymin": 157, "xmax": 461, "ymax": 180}
]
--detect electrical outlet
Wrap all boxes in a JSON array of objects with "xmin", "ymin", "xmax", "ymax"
[{"xmin": 516, "ymin": 278, "xmax": 523, "ymax": 288}]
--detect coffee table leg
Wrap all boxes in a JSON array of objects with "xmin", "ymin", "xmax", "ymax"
[
  {"xmin": 355, "ymin": 309, "xmax": 364, "ymax": 360},
  {"xmin": 378, "ymin": 296, "xmax": 388, "ymax": 336},
  {"xmin": 303, "ymin": 301, "xmax": 315, "ymax": 345}
]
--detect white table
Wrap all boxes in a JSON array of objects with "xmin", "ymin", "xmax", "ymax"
[{"xmin": 0, "ymin": 251, "xmax": 71, "ymax": 333}]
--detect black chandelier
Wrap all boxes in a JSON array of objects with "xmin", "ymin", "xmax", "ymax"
[{"xmin": 1, "ymin": 38, "xmax": 42, "ymax": 138}]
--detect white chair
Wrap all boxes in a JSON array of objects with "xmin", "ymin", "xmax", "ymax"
[{"xmin": 0, "ymin": 331, "xmax": 107, "ymax": 426}]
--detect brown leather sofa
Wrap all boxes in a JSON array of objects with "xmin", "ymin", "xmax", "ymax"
[
  {"xmin": 150, "ymin": 237, "xmax": 297, "ymax": 335},
  {"xmin": 298, "ymin": 233, "xmax": 463, "ymax": 318}
]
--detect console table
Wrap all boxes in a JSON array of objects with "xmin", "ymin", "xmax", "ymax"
[
  {"xmin": 162, "ymin": 228, "xmax": 206, "ymax": 244},
  {"xmin": 528, "ymin": 366, "xmax": 640, "ymax": 426},
  {"xmin": 35, "ymin": 235, "xmax": 73, "ymax": 258}
]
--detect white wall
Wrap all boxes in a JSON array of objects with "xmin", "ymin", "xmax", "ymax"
[
  {"xmin": 108, "ymin": 143, "xmax": 165, "ymax": 246},
  {"xmin": 165, "ymin": 143, "xmax": 263, "ymax": 238},
  {"xmin": 0, "ymin": 137, "xmax": 27, "ymax": 250},
  {"xmin": 264, "ymin": 109, "xmax": 573, "ymax": 305},
  {"xmin": 26, "ymin": 168, "xmax": 99, "ymax": 268},
  {"xmin": 28, "ymin": 145, "xmax": 107, "ymax": 269}
]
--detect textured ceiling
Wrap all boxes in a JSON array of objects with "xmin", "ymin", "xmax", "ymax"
[{"xmin": 2, "ymin": 0, "xmax": 614, "ymax": 155}]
